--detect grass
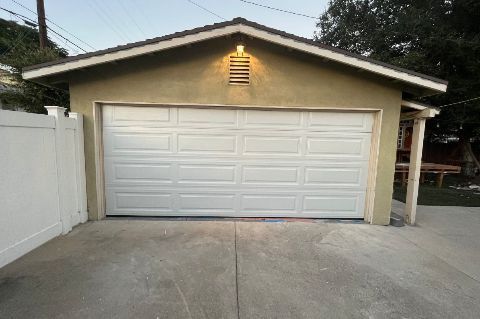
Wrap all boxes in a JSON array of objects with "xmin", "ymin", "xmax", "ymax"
[{"xmin": 393, "ymin": 175, "xmax": 480, "ymax": 207}]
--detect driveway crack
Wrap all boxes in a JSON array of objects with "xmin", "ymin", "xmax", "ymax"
[{"xmin": 234, "ymin": 221, "xmax": 240, "ymax": 319}]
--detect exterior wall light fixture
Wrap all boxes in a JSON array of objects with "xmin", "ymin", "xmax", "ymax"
[{"xmin": 236, "ymin": 43, "xmax": 245, "ymax": 56}]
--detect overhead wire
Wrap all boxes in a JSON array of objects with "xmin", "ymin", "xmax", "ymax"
[
  {"xmin": 86, "ymin": 0, "xmax": 129, "ymax": 43},
  {"xmin": 90, "ymin": 0, "xmax": 132, "ymax": 42},
  {"xmin": 131, "ymin": 1, "xmax": 158, "ymax": 34},
  {"xmin": 48, "ymin": 31, "xmax": 79, "ymax": 55},
  {"xmin": 0, "ymin": 7, "xmax": 88, "ymax": 53},
  {"xmin": 186, "ymin": 0, "xmax": 226, "ymax": 21},
  {"xmin": 0, "ymin": 23, "xmax": 32, "ymax": 55},
  {"xmin": 237, "ymin": 0, "xmax": 317, "ymax": 19},
  {"xmin": 117, "ymin": 0, "xmax": 147, "ymax": 38},
  {"xmin": 86, "ymin": 1, "xmax": 128, "ymax": 41},
  {"xmin": 9, "ymin": 0, "xmax": 96, "ymax": 51},
  {"xmin": 438, "ymin": 96, "xmax": 480, "ymax": 108}
]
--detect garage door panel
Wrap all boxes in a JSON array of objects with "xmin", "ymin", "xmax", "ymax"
[
  {"xmin": 243, "ymin": 109, "xmax": 302, "ymax": 127},
  {"xmin": 243, "ymin": 136, "xmax": 301, "ymax": 155},
  {"xmin": 303, "ymin": 194, "xmax": 363, "ymax": 216},
  {"xmin": 306, "ymin": 135, "xmax": 371, "ymax": 160},
  {"xmin": 104, "ymin": 132, "xmax": 172, "ymax": 155},
  {"xmin": 304, "ymin": 167, "xmax": 366, "ymax": 187},
  {"xmin": 104, "ymin": 105, "xmax": 171, "ymax": 126},
  {"xmin": 178, "ymin": 134, "xmax": 237, "ymax": 154},
  {"xmin": 178, "ymin": 164, "xmax": 236, "ymax": 184},
  {"xmin": 106, "ymin": 162, "xmax": 173, "ymax": 183},
  {"xmin": 178, "ymin": 108, "xmax": 238, "ymax": 125},
  {"xmin": 241, "ymin": 194, "xmax": 297, "ymax": 212},
  {"xmin": 307, "ymin": 112, "xmax": 373, "ymax": 132},
  {"xmin": 109, "ymin": 192, "xmax": 173, "ymax": 211},
  {"xmin": 103, "ymin": 105, "xmax": 374, "ymax": 218},
  {"xmin": 106, "ymin": 188, "xmax": 366, "ymax": 217},
  {"xmin": 178, "ymin": 194, "xmax": 236, "ymax": 212},
  {"xmin": 243, "ymin": 166, "xmax": 299, "ymax": 184}
]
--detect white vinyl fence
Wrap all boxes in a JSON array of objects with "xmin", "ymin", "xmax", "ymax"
[{"xmin": 0, "ymin": 107, "xmax": 88, "ymax": 268}]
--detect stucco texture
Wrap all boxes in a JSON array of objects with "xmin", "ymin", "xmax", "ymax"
[{"xmin": 68, "ymin": 37, "xmax": 401, "ymax": 225}]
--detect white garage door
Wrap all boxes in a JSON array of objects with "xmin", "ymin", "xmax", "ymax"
[{"xmin": 103, "ymin": 105, "xmax": 374, "ymax": 218}]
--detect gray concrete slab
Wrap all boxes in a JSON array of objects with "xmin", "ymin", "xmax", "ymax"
[
  {"xmin": 0, "ymin": 220, "xmax": 237, "ymax": 319},
  {"xmin": 1, "ymin": 207, "xmax": 480, "ymax": 319},
  {"xmin": 236, "ymin": 221, "xmax": 480, "ymax": 319},
  {"xmin": 392, "ymin": 200, "xmax": 480, "ymax": 281}
]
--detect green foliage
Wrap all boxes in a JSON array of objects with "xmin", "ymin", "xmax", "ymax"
[
  {"xmin": 0, "ymin": 18, "xmax": 69, "ymax": 113},
  {"xmin": 316, "ymin": 0, "xmax": 480, "ymax": 139}
]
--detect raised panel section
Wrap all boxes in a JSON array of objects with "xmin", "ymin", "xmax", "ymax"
[
  {"xmin": 241, "ymin": 195, "xmax": 297, "ymax": 211},
  {"xmin": 112, "ymin": 164, "xmax": 172, "ymax": 182},
  {"xmin": 115, "ymin": 192, "xmax": 173, "ymax": 210},
  {"xmin": 306, "ymin": 136, "xmax": 369, "ymax": 159},
  {"xmin": 178, "ymin": 135, "xmax": 237, "ymax": 154},
  {"xmin": 110, "ymin": 133, "xmax": 171, "ymax": 152},
  {"xmin": 305, "ymin": 167, "xmax": 363, "ymax": 186},
  {"xmin": 179, "ymin": 165, "xmax": 236, "ymax": 183},
  {"xmin": 104, "ymin": 105, "xmax": 171, "ymax": 127},
  {"xmin": 307, "ymin": 112, "xmax": 373, "ymax": 132},
  {"xmin": 244, "ymin": 110, "xmax": 301, "ymax": 127},
  {"xmin": 303, "ymin": 195, "xmax": 359, "ymax": 213},
  {"xmin": 243, "ymin": 166, "xmax": 298, "ymax": 184},
  {"xmin": 178, "ymin": 108, "xmax": 237, "ymax": 125},
  {"xmin": 179, "ymin": 194, "xmax": 235, "ymax": 211},
  {"xmin": 244, "ymin": 136, "xmax": 300, "ymax": 155}
]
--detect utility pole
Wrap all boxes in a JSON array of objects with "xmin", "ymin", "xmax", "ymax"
[{"xmin": 37, "ymin": 0, "xmax": 48, "ymax": 49}]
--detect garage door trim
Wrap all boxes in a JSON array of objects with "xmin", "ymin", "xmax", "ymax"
[{"xmin": 93, "ymin": 102, "xmax": 382, "ymax": 222}]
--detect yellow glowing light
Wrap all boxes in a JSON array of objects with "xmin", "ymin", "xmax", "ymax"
[{"xmin": 236, "ymin": 44, "xmax": 245, "ymax": 56}]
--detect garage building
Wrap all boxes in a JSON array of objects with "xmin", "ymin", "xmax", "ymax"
[{"xmin": 23, "ymin": 18, "xmax": 447, "ymax": 225}]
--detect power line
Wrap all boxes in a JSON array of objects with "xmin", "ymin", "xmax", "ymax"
[
  {"xmin": 44, "ymin": 23, "xmax": 86, "ymax": 52},
  {"xmin": 10, "ymin": 0, "xmax": 96, "ymax": 50},
  {"xmin": 0, "ymin": 25, "xmax": 33, "ymax": 55},
  {"xmin": 92, "ymin": 0, "xmax": 133, "ymax": 42},
  {"xmin": 87, "ymin": 0, "xmax": 130, "ymax": 42},
  {"xmin": 0, "ymin": 7, "xmax": 88, "ymax": 52},
  {"xmin": 117, "ymin": 0, "xmax": 147, "ymax": 38},
  {"xmin": 186, "ymin": 0, "xmax": 226, "ymax": 21},
  {"xmin": 132, "ymin": 1, "xmax": 158, "ymax": 34},
  {"xmin": 439, "ymin": 96, "xmax": 480, "ymax": 108},
  {"xmin": 237, "ymin": 0, "xmax": 317, "ymax": 19},
  {"xmin": 48, "ymin": 31, "xmax": 79, "ymax": 54}
]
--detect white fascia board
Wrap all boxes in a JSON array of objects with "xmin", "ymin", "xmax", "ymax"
[
  {"xmin": 22, "ymin": 25, "xmax": 242, "ymax": 80},
  {"xmin": 401, "ymin": 107, "xmax": 440, "ymax": 120},
  {"xmin": 237, "ymin": 25, "xmax": 447, "ymax": 93},
  {"xmin": 401, "ymin": 100, "xmax": 440, "ymax": 115},
  {"xmin": 23, "ymin": 23, "xmax": 447, "ymax": 93},
  {"xmin": 401, "ymin": 100, "xmax": 428, "ymax": 110}
]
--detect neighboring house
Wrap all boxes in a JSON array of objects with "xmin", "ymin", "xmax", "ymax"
[{"xmin": 22, "ymin": 18, "xmax": 447, "ymax": 225}]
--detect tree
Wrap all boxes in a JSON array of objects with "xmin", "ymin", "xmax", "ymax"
[
  {"xmin": 316, "ymin": 0, "xmax": 480, "ymax": 168},
  {"xmin": 0, "ymin": 18, "xmax": 69, "ymax": 113}
]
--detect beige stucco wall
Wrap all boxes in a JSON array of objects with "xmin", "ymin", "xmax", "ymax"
[{"xmin": 69, "ymin": 38, "xmax": 402, "ymax": 225}]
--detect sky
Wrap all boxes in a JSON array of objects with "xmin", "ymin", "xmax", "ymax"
[{"xmin": 0, "ymin": 0, "xmax": 329, "ymax": 55}]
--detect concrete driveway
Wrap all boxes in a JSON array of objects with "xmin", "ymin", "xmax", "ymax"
[{"xmin": 1, "ymin": 203, "xmax": 480, "ymax": 319}]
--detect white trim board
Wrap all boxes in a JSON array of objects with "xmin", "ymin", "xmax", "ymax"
[
  {"xmin": 92, "ymin": 101, "xmax": 382, "ymax": 222},
  {"xmin": 23, "ymin": 23, "xmax": 447, "ymax": 94}
]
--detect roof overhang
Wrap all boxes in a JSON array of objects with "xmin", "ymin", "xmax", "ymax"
[
  {"xmin": 401, "ymin": 100, "xmax": 440, "ymax": 120},
  {"xmin": 23, "ymin": 18, "xmax": 448, "ymax": 95}
]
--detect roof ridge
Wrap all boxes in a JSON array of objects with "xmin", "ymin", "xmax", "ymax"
[{"xmin": 22, "ymin": 17, "xmax": 447, "ymax": 88}]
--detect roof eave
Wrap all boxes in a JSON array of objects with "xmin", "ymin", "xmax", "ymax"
[{"xmin": 22, "ymin": 19, "xmax": 448, "ymax": 95}]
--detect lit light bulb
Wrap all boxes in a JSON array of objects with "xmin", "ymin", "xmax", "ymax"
[{"xmin": 236, "ymin": 44, "xmax": 245, "ymax": 56}]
